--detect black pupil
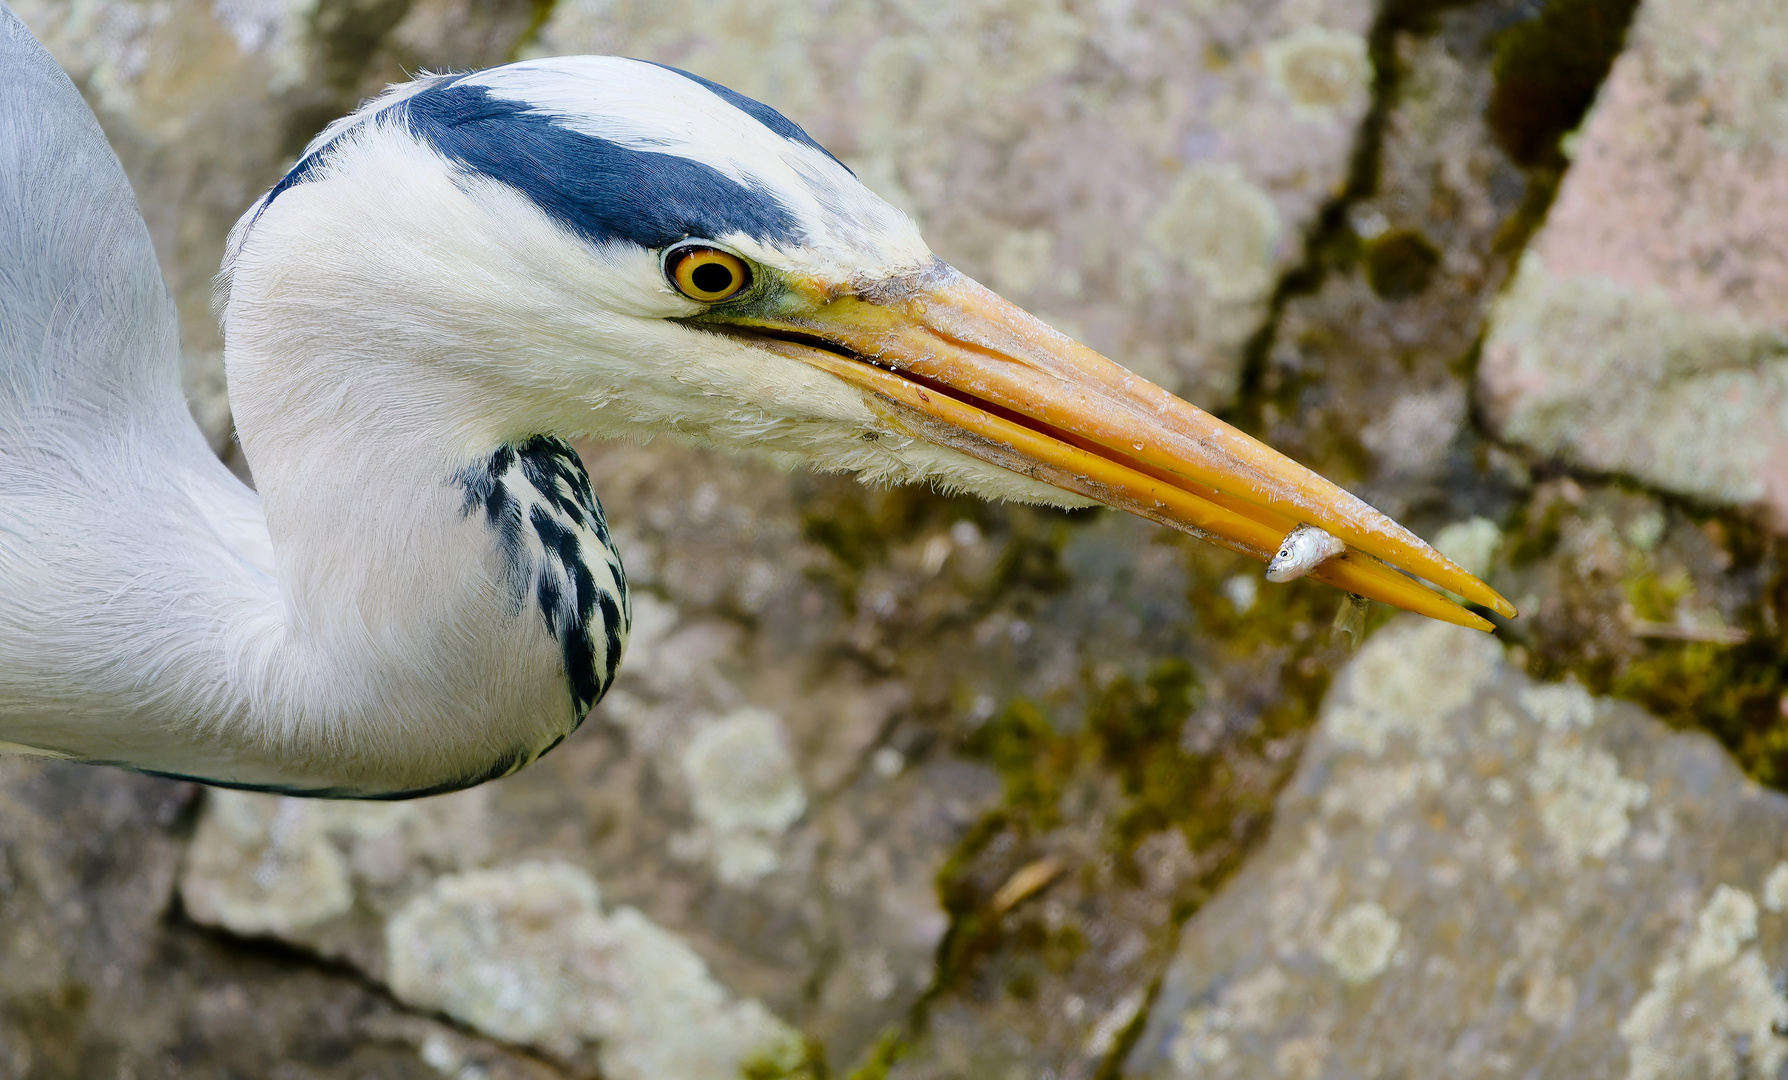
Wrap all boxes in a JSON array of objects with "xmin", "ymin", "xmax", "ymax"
[{"xmin": 690, "ymin": 260, "xmax": 735, "ymax": 295}]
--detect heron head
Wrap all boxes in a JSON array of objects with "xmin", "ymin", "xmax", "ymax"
[{"xmin": 222, "ymin": 57, "xmax": 1510, "ymax": 627}]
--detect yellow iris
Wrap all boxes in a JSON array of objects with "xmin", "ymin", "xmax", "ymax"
[{"xmin": 669, "ymin": 247, "xmax": 750, "ymax": 302}]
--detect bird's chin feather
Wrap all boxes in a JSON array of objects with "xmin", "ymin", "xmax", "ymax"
[{"xmin": 729, "ymin": 428, "xmax": 1103, "ymax": 510}]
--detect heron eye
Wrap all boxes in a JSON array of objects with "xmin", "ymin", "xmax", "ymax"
[{"xmin": 668, "ymin": 247, "xmax": 751, "ymax": 302}]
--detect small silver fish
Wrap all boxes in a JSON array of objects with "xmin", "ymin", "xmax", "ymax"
[{"xmin": 1266, "ymin": 523, "xmax": 1347, "ymax": 582}]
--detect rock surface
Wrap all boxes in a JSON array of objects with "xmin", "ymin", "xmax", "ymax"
[
  {"xmin": 1479, "ymin": 0, "xmax": 1788, "ymax": 530},
  {"xmin": 1127, "ymin": 618, "xmax": 1788, "ymax": 1079},
  {"xmin": 386, "ymin": 861, "xmax": 806, "ymax": 1079},
  {"xmin": 0, "ymin": 758, "xmax": 559, "ymax": 1080},
  {"xmin": 1249, "ymin": 7, "xmax": 1533, "ymax": 528}
]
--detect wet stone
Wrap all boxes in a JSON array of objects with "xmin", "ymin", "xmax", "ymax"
[{"xmin": 1126, "ymin": 618, "xmax": 1788, "ymax": 1080}]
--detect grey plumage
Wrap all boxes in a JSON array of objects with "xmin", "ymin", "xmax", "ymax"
[{"xmin": 0, "ymin": 1, "xmax": 186, "ymax": 431}]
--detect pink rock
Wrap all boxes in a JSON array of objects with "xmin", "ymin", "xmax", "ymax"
[{"xmin": 1479, "ymin": 0, "xmax": 1788, "ymax": 530}]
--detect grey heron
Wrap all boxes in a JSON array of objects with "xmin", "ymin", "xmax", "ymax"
[{"xmin": 0, "ymin": 8, "xmax": 1513, "ymax": 798}]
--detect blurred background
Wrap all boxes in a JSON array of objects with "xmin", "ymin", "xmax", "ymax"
[{"xmin": 3, "ymin": 0, "xmax": 1787, "ymax": 1077}]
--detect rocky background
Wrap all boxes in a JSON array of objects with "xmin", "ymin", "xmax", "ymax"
[{"xmin": 3, "ymin": 0, "xmax": 1787, "ymax": 1076}]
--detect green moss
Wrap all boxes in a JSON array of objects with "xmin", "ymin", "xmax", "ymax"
[
  {"xmin": 937, "ymin": 647, "xmax": 1295, "ymax": 983},
  {"xmin": 1510, "ymin": 498, "xmax": 1788, "ymax": 793},
  {"xmin": 800, "ymin": 492, "xmax": 899, "ymax": 576},
  {"xmin": 930, "ymin": 809, "xmax": 1017, "ymax": 984},
  {"xmin": 933, "ymin": 703, "xmax": 1085, "ymax": 987},
  {"xmin": 1086, "ymin": 662, "xmax": 1225, "ymax": 856},
  {"xmin": 741, "ymin": 1037, "xmax": 825, "ymax": 1080},
  {"xmin": 1613, "ymin": 638, "xmax": 1788, "ymax": 786},
  {"xmin": 963, "ymin": 700, "xmax": 1077, "ymax": 830},
  {"xmin": 860, "ymin": 499, "xmax": 1349, "ymax": 1061},
  {"xmin": 1379, "ymin": 0, "xmax": 1479, "ymax": 27},
  {"xmin": 1622, "ymin": 566, "xmax": 1694, "ymax": 623},
  {"xmin": 1004, "ymin": 967, "xmax": 1039, "ymax": 1001},
  {"xmin": 955, "ymin": 660, "xmax": 1223, "ymax": 861},
  {"xmin": 1090, "ymin": 661, "xmax": 1198, "ymax": 775},
  {"xmin": 1486, "ymin": 0, "xmax": 1641, "ymax": 167},
  {"xmin": 1182, "ymin": 544, "xmax": 1365, "ymax": 670},
  {"xmin": 1364, "ymin": 230, "xmax": 1441, "ymax": 299},
  {"xmin": 988, "ymin": 524, "xmax": 1078, "ymax": 597},
  {"xmin": 2, "ymin": 983, "xmax": 99, "ymax": 1076},
  {"xmin": 844, "ymin": 1027, "xmax": 909, "ymax": 1080},
  {"xmin": 1501, "ymin": 485, "xmax": 1569, "ymax": 565}
]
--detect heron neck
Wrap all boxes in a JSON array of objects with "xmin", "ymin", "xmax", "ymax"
[{"xmin": 199, "ymin": 322, "xmax": 614, "ymax": 796}]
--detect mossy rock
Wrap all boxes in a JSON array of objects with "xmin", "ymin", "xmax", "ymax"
[{"xmin": 1486, "ymin": 0, "xmax": 1641, "ymax": 166}]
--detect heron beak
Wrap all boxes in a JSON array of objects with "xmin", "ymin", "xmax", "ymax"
[{"xmin": 708, "ymin": 262, "xmax": 1514, "ymax": 631}]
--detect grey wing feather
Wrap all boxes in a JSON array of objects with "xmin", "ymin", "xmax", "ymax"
[
  {"xmin": 0, "ymin": 3, "xmax": 264, "ymax": 767},
  {"xmin": 0, "ymin": 0, "xmax": 186, "ymax": 432}
]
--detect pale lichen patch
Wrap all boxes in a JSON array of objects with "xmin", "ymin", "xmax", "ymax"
[
  {"xmin": 1261, "ymin": 26, "xmax": 1372, "ymax": 118},
  {"xmin": 1431, "ymin": 517, "xmax": 1503, "ymax": 580},
  {"xmin": 1320, "ymin": 901, "xmax": 1400, "ymax": 985},
  {"xmin": 1481, "ymin": 253, "xmax": 1788, "ymax": 520},
  {"xmin": 1645, "ymin": 0, "xmax": 1788, "ymax": 150},
  {"xmin": 1319, "ymin": 761, "xmax": 1442, "ymax": 825},
  {"xmin": 1763, "ymin": 862, "xmax": 1788, "ymax": 913},
  {"xmin": 180, "ymin": 792, "xmax": 354, "ymax": 936},
  {"xmin": 684, "ymin": 708, "xmax": 806, "ymax": 834},
  {"xmin": 209, "ymin": 0, "xmax": 314, "ymax": 88},
  {"xmin": 1222, "ymin": 573, "xmax": 1259, "ymax": 614},
  {"xmin": 1274, "ymin": 1037, "xmax": 1329, "ymax": 1080},
  {"xmin": 1146, "ymin": 163, "xmax": 1283, "ymax": 304},
  {"xmin": 1267, "ymin": 824, "xmax": 1342, "ymax": 952},
  {"xmin": 1358, "ymin": 390, "xmax": 1466, "ymax": 479},
  {"xmin": 1168, "ymin": 1005, "xmax": 1234, "ymax": 1071},
  {"xmin": 1528, "ymin": 738, "xmax": 1649, "ymax": 863},
  {"xmin": 385, "ymin": 862, "xmax": 804, "ymax": 1079},
  {"xmin": 1224, "ymin": 963, "xmax": 1290, "ymax": 1030},
  {"xmin": 988, "ymin": 227, "xmax": 1059, "ymax": 298},
  {"xmin": 1521, "ymin": 680, "xmax": 1598, "ymax": 732},
  {"xmin": 1325, "ymin": 620, "xmax": 1502, "ymax": 757},
  {"xmin": 1620, "ymin": 885, "xmax": 1788, "ymax": 1080},
  {"xmin": 1164, "ymin": 965, "xmax": 1292, "ymax": 1074},
  {"xmin": 1520, "ymin": 959, "xmax": 1576, "ymax": 1025},
  {"xmin": 1083, "ymin": 991, "xmax": 1144, "ymax": 1057},
  {"xmin": 179, "ymin": 788, "xmax": 490, "ymax": 939},
  {"xmin": 679, "ymin": 707, "xmax": 807, "ymax": 885},
  {"xmin": 1688, "ymin": 885, "xmax": 1759, "ymax": 973}
]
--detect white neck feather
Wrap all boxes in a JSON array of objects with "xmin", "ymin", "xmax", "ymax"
[{"xmin": 3, "ymin": 141, "xmax": 613, "ymax": 796}]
